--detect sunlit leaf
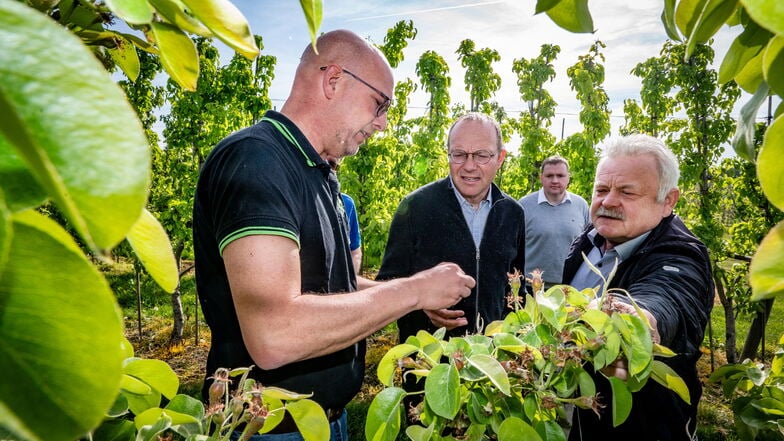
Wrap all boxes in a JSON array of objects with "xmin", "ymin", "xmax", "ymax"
[
  {"xmin": 731, "ymin": 82, "xmax": 770, "ymax": 161},
  {"xmin": 467, "ymin": 354, "xmax": 511, "ymax": 396},
  {"xmin": 136, "ymin": 412, "xmax": 171, "ymax": 441},
  {"xmin": 743, "ymin": 0, "xmax": 784, "ymax": 35},
  {"xmin": 299, "ymin": 0, "xmax": 323, "ymax": 52},
  {"xmin": 497, "ymin": 416, "xmax": 543, "ymax": 441},
  {"xmin": 377, "ymin": 343, "xmax": 418, "ymax": 387},
  {"xmin": 650, "ymin": 360, "xmax": 691, "ymax": 404},
  {"xmin": 0, "ymin": 194, "xmax": 10, "ymax": 277},
  {"xmin": 104, "ymin": 0, "xmax": 153, "ymax": 25},
  {"xmin": 763, "ymin": 36, "xmax": 784, "ymax": 96},
  {"xmin": 179, "ymin": 0, "xmax": 259, "ymax": 59},
  {"xmin": 661, "ymin": 0, "xmax": 682, "ymax": 40},
  {"xmin": 120, "ymin": 373, "xmax": 152, "ymax": 395},
  {"xmin": 757, "ymin": 115, "xmax": 784, "ymax": 210},
  {"xmin": 366, "ymin": 387, "xmax": 405, "ymax": 441},
  {"xmin": 0, "ymin": 1, "xmax": 150, "ymax": 252},
  {"xmin": 0, "ymin": 210, "xmax": 124, "ymax": 441},
  {"xmin": 134, "ymin": 407, "xmax": 200, "ymax": 429},
  {"xmin": 719, "ymin": 18, "xmax": 772, "ymax": 84},
  {"xmin": 148, "ymin": 0, "xmax": 212, "ymax": 36},
  {"xmin": 126, "ymin": 209, "xmax": 179, "ymax": 293},
  {"xmin": 425, "ymin": 363, "xmax": 461, "ymax": 419},
  {"xmin": 123, "ymin": 358, "xmax": 179, "ymax": 399},
  {"xmin": 750, "ymin": 220, "xmax": 784, "ymax": 301},
  {"xmin": 545, "ymin": 0, "xmax": 594, "ymax": 33},
  {"xmin": 107, "ymin": 34, "xmax": 141, "ymax": 82},
  {"xmin": 535, "ymin": 0, "xmax": 562, "ymax": 14},
  {"xmin": 164, "ymin": 394, "xmax": 204, "ymax": 437},
  {"xmin": 287, "ymin": 399, "xmax": 329, "ymax": 441},
  {"xmin": 734, "ymin": 42, "xmax": 766, "ymax": 93},
  {"xmin": 262, "ymin": 387, "xmax": 313, "ymax": 401},
  {"xmin": 607, "ymin": 376, "xmax": 632, "ymax": 426},
  {"xmin": 259, "ymin": 395, "xmax": 285, "ymax": 433},
  {"xmin": 150, "ymin": 21, "xmax": 199, "ymax": 91},
  {"xmin": 682, "ymin": 0, "xmax": 740, "ymax": 59},
  {"xmin": 0, "ymin": 139, "xmax": 46, "ymax": 213}
]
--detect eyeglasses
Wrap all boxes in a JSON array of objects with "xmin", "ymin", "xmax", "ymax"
[
  {"xmin": 320, "ymin": 65, "xmax": 392, "ymax": 117},
  {"xmin": 448, "ymin": 150, "xmax": 497, "ymax": 165}
]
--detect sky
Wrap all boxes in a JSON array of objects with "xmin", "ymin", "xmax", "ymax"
[{"xmin": 228, "ymin": 0, "xmax": 751, "ymax": 143}]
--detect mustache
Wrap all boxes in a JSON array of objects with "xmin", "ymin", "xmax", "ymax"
[{"xmin": 595, "ymin": 206, "xmax": 625, "ymax": 220}]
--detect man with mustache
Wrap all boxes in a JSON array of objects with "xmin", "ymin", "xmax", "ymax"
[
  {"xmin": 563, "ymin": 134, "xmax": 714, "ymax": 441},
  {"xmin": 193, "ymin": 29, "xmax": 475, "ymax": 440}
]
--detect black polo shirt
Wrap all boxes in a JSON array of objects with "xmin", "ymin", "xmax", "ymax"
[{"xmin": 193, "ymin": 111, "xmax": 361, "ymax": 410}]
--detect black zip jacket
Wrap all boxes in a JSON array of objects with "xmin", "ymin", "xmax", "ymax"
[
  {"xmin": 377, "ymin": 177, "xmax": 526, "ymax": 342},
  {"xmin": 563, "ymin": 214, "xmax": 714, "ymax": 441}
]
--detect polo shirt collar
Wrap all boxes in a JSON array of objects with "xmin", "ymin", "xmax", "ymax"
[{"xmin": 261, "ymin": 111, "xmax": 328, "ymax": 171}]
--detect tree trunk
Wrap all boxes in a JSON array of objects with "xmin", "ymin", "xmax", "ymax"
[
  {"xmin": 135, "ymin": 260, "xmax": 143, "ymax": 340},
  {"xmin": 740, "ymin": 299, "xmax": 774, "ymax": 362},
  {"xmin": 168, "ymin": 240, "xmax": 186, "ymax": 344},
  {"xmin": 716, "ymin": 272, "xmax": 736, "ymax": 363}
]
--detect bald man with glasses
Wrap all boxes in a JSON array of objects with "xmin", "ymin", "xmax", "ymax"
[{"xmin": 193, "ymin": 29, "xmax": 476, "ymax": 441}]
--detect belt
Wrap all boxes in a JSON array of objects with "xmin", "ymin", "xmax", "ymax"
[{"xmin": 266, "ymin": 407, "xmax": 344, "ymax": 434}]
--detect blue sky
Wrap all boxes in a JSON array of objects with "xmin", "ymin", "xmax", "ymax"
[{"xmin": 229, "ymin": 1, "xmax": 749, "ymax": 141}]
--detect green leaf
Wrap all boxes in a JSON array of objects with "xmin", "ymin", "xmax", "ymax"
[
  {"xmin": 661, "ymin": 0, "xmax": 682, "ymax": 41},
  {"xmin": 91, "ymin": 419, "xmax": 136, "ymax": 441},
  {"xmin": 650, "ymin": 360, "xmax": 691, "ymax": 404},
  {"xmin": 262, "ymin": 386, "xmax": 313, "ymax": 401},
  {"xmin": 545, "ymin": 0, "xmax": 594, "ymax": 33},
  {"xmin": 126, "ymin": 388, "xmax": 161, "ymax": 416},
  {"xmin": 0, "ymin": 194, "xmax": 10, "ymax": 277},
  {"xmin": 134, "ymin": 407, "xmax": 200, "ymax": 429},
  {"xmin": 299, "ymin": 0, "xmax": 323, "ymax": 52},
  {"xmin": 497, "ymin": 416, "xmax": 543, "ymax": 441},
  {"xmin": 535, "ymin": 0, "xmax": 562, "ymax": 14},
  {"xmin": 467, "ymin": 354, "xmax": 511, "ymax": 396},
  {"xmin": 123, "ymin": 358, "xmax": 179, "ymax": 399},
  {"xmin": 405, "ymin": 424, "xmax": 434, "ymax": 441},
  {"xmin": 763, "ymin": 36, "xmax": 784, "ymax": 96},
  {"xmin": 150, "ymin": 21, "xmax": 199, "ymax": 92},
  {"xmin": 164, "ymin": 394, "xmax": 205, "ymax": 430},
  {"xmin": 0, "ymin": 139, "xmax": 47, "ymax": 212},
  {"xmin": 107, "ymin": 34, "xmax": 141, "ymax": 82},
  {"xmin": 147, "ymin": 0, "xmax": 212, "ymax": 36},
  {"xmin": 179, "ymin": 0, "xmax": 259, "ymax": 59},
  {"xmin": 743, "ymin": 0, "xmax": 784, "ymax": 35},
  {"xmin": 136, "ymin": 412, "xmax": 171, "ymax": 441},
  {"xmin": 104, "ymin": 0, "xmax": 153, "ymax": 25},
  {"xmin": 536, "ymin": 288, "xmax": 567, "ymax": 331},
  {"xmin": 366, "ymin": 387, "xmax": 405, "ymax": 441},
  {"xmin": 0, "ymin": 210, "xmax": 124, "ymax": 441},
  {"xmin": 719, "ymin": 20, "xmax": 772, "ymax": 85},
  {"xmin": 607, "ymin": 376, "xmax": 632, "ymax": 427},
  {"xmin": 731, "ymin": 82, "xmax": 770, "ymax": 161},
  {"xmin": 121, "ymin": 373, "xmax": 153, "ymax": 395},
  {"xmin": 259, "ymin": 395, "xmax": 285, "ymax": 433},
  {"xmin": 286, "ymin": 399, "xmax": 330, "ymax": 441},
  {"xmin": 377, "ymin": 343, "xmax": 418, "ymax": 386},
  {"xmin": 734, "ymin": 47, "xmax": 766, "ymax": 93},
  {"xmin": 424, "ymin": 363, "xmax": 461, "ymax": 419},
  {"xmin": 751, "ymin": 397, "xmax": 784, "ymax": 415},
  {"xmin": 0, "ymin": 1, "xmax": 150, "ymax": 252},
  {"xmin": 683, "ymin": 0, "xmax": 740, "ymax": 59},
  {"xmin": 758, "ymin": 115, "xmax": 784, "ymax": 211},
  {"xmin": 750, "ymin": 220, "xmax": 784, "ymax": 301},
  {"xmin": 126, "ymin": 209, "xmax": 179, "ymax": 293}
]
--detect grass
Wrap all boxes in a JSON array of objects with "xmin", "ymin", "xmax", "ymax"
[{"xmin": 112, "ymin": 260, "xmax": 782, "ymax": 440}]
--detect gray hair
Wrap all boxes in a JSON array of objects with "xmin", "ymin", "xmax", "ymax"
[
  {"xmin": 599, "ymin": 134, "xmax": 680, "ymax": 202},
  {"xmin": 447, "ymin": 112, "xmax": 504, "ymax": 153}
]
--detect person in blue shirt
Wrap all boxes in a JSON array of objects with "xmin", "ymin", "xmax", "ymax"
[{"xmin": 331, "ymin": 159, "xmax": 363, "ymax": 274}]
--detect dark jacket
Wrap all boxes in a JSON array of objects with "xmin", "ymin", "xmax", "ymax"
[
  {"xmin": 563, "ymin": 214, "xmax": 714, "ymax": 441},
  {"xmin": 377, "ymin": 177, "xmax": 526, "ymax": 342}
]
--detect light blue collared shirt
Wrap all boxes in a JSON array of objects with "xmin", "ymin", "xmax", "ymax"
[
  {"xmin": 569, "ymin": 229, "xmax": 651, "ymax": 293},
  {"xmin": 451, "ymin": 178, "xmax": 492, "ymax": 248}
]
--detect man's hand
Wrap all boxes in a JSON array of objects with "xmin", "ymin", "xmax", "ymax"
[
  {"xmin": 424, "ymin": 308, "xmax": 467, "ymax": 330},
  {"xmin": 409, "ymin": 262, "xmax": 475, "ymax": 311}
]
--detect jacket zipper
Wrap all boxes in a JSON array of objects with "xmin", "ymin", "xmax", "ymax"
[{"xmin": 474, "ymin": 247, "xmax": 480, "ymax": 333}]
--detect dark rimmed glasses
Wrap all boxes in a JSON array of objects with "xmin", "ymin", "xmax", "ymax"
[
  {"xmin": 448, "ymin": 150, "xmax": 497, "ymax": 165},
  {"xmin": 320, "ymin": 65, "xmax": 392, "ymax": 117}
]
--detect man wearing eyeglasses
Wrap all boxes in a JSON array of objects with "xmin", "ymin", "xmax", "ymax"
[
  {"xmin": 193, "ymin": 30, "xmax": 476, "ymax": 441},
  {"xmin": 379, "ymin": 112, "xmax": 526, "ymax": 341}
]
